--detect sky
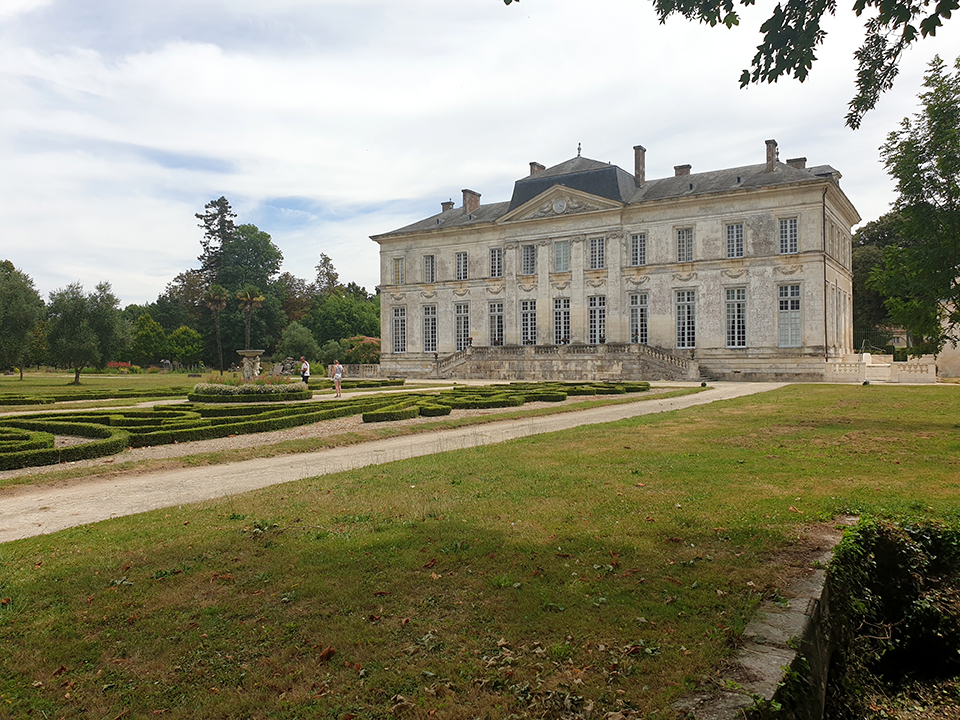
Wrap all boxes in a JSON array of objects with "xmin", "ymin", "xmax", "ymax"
[{"xmin": 2, "ymin": 0, "xmax": 958, "ymax": 307}]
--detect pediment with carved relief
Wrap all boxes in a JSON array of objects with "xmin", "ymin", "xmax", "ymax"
[{"xmin": 498, "ymin": 186, "xmax": 622, "ymax": 224}]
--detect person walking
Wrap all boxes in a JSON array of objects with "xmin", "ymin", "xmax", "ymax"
[
  {"xmin": 300, "ymin": 356, "xmax": 310, "ymax": 387},
  {"xmin": 333, "ymin": 360, "xmax": 344, "ymax": 398}
]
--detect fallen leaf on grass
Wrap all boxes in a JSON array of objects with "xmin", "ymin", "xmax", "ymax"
[
  {"xmin": 373, "ymin": 590, "xmax": 390, "ymax": 596},
  {"xmin": 317, "ymin": 647, "xmax": 336, "ymax": 663},
  {"xmin": 423, "ymin": 558, "xmax": 437, "ymax": 569},
  {"xmin": 53, "ymin": 666, "xmax": 68, "ymax": 677}
]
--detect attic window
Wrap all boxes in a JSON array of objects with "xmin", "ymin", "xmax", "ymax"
[
  {"xmin": 689, "ymin": 183, "xmax": 693, "ymax": 191},
  {"xmin": 736, "ymin": 176, "xmax": 742, "ymax": 184}
]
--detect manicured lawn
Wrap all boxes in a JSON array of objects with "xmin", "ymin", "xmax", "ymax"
[{"xmin": 0, "ymin": 384, "xmax": 957, "ymax": 719}]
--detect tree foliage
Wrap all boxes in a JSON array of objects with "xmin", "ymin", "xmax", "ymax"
[
  {"xmin": 47, "ymin": 283, "xmax": 103, "ymax": 384},
  {"xmin": 0, "ymin": 260, "xmax": 44, "ymax": 379},
  {"xmin": 305, "ymin": 293, "xmax": 380, "ymax": 346},
  {"xmin": 196, "ymin": 196, "xmax": 238, "ymax": 284},
  {"xmin": 852, "ymin": 213, "xmax": 901, "ymax": 336},
  {"xmin": 869, "ymin": 56, "xmax": 960, "ymax": 352},
  {"xmin": 504, "ymin": 0, "xmax": 957, "ymax": 128},
  {"xmin": 237, "ymin": 285, "xmax": 266, "ymax": 350},
  {"xmin": 129, "ymin": 313, "xmax": 168, "ymax": 367},
  {"xmin": 167, "ymin": 325, "xmax": 204, "ymax": 367},
  {"xmin": 275, "ymin": 321, "xmax": 320, "ymax": 362}
]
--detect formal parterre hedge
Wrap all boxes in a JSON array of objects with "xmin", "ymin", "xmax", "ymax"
[
  {"xmin": 0, "ymin": 381, "xmax": 650, "ymax": 469},
  {"xmin": 0, "ymin": 386, "xmax": 192, "ymax": 406}
]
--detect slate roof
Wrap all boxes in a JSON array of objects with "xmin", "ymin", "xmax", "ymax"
[{"xmin": 373, "ymin": 155, "xmax": 841, "ymax": 239}]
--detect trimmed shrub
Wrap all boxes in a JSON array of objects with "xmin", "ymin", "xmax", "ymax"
[
  {"xmin": 0, "ymin": 420, "xmax": 130, "ymax": 471},
  {"xmin": 418, "ymin": 403, "xmax": 452, "ymax": 417},
  {"xmin": 362, "ymin": 403, "xmax": 421, "ymax": 423}
]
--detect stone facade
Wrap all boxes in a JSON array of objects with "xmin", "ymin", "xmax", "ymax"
[{"xmin": 372, "ymin": 140, "xmax": 861, "ymax": 381}]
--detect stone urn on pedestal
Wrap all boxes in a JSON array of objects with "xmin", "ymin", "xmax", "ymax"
[{"xmin": 237, "ymin": 349, "xmax": 265, "ymax": 380}]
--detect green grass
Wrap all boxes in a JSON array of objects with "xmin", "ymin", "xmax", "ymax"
[{"xmin": 1, "ymin": 384, "xmax": 958, "ymax": 719}]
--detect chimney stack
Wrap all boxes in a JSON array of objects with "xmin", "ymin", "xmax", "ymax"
[
  {"xmin": 674, "ymin": 164, "xmax": 691, "ymax": 177},
  {"xmin": 786, "ymin": 157, "xmax": 806, "ymax": 170},
  {"xmin": 765, "ymin": 139, "xmax": 778, "ymax": 172},
  {"xmin": 529, "ymin": 162, "xmax": 545, "ymax": 176},
  {"xmin": 634, "ymin": 144, "xmax": 646, "ymax": 186},
  {"xmin": 441, "ymin": 199, "xmax": 455, "ymax": 212},
  {"xmin": 462, "ymin": 189, "xmax": 481, "ymax": 215}
]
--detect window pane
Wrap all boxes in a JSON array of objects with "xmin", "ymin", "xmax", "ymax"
[
  {"xmin": 629, "ymin": 293, "xmax": 648, "ymax": 344},
  {"xmin": 392, "ymin": 307, "xmax": 406, "ymax": 353},
  {"xmin": 588, "ymin": 295, "xmax": 606, "ymax": 343},
  {"xmin": 779, "ymin": 218, "xmax": 798, "ymax": 254},
  {"xmin": 521, "ymin": 299, "xmax": 536, "ymax": 344},
  {"xmin": 422, "ymin": 305, "xmax": 437, "ymax": 353},
  {"xmin": 555, "ymin": 241, "xmax": 570, "ymax": 272},
  {"xmin": 554, "ymin": 297, "xmax": 570, "ymax": 344},
  {"xmin": 726, "ymin": 224, "xmax": 744, "ymax": 258},
  {"xmin": 631, "ymin": 233, "xmax": 646, "ymax": 266},
  {"xmin": 725, "ymin": 287, "xmax": 746, "ymax": 347},
  {"xmin": 677, "ymin": 228, "xmax": 693, "ymax": 263},
  {"xmin": 490, "ymin": 248, "xmax": 503, "ymax": 278},
  {"xmin": 455, "ymin": 303, "xmax": 470, "ymax": 350},
  {"xmin": 676, "ymin": 290, "xmax": 696, "ymax": 348}
]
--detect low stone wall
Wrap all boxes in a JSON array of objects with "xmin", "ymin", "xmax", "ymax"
[
  {"xmin": 326, "ymin": 364, "xmax": 382, "ymax": 379},
  {"xmin": 426, "ymin": 344, "xmax": 699, "ymax": 382}
]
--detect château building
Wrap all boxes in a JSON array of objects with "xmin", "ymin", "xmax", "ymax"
[{"xmin": 371, "ymin": 140, "xmax": 867, "ymax": 381}]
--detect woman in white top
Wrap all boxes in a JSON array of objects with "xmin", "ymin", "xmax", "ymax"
[{"xmin": 333, "ymin": 360, "xmax": 344, "ymax": 397}]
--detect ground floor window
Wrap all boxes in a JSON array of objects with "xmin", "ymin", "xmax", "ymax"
[
  {"xmin": 676, "ymin": 290, "xmax": 696, "ymax": 348},
  {"xmin": 392, "ymin": 307, "xmax": 406, "ymax": 353},
  {"xmin": 554, "ymin": 298, "xmax": 570, "ymax": 344},
  {"xmin": 455, "ymin": 303, "xmax": 470, "ymax": 351},
  {"xmin": 422, "ymin": 305, "xmax": 436, "ymax": 353},
  {"xmin": 489, "ymin": 302, "xmax": 504, "ymax": 346},
  {"xmin": 588, "ymin": 295, "xmax": 606, "ymax": 344},
  {"xmin": 725, "ymin": 287, "xmax": 747, "ymax": 347},
  {"xmin": 629, "ymin": 293, "xmax": 648, "ymax": 344},
  {"xmin": 779, "ymin": 285, "xmax": 801, "ymax": 347},
  {"xmin": 521, "ymin": 300, "xmax": 536, "ymax": 344}
]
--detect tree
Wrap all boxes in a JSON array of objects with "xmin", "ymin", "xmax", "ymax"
[
  {"xmin": 852, "ymin": 213, "xmax": 901, "ymax": 340},
  {"xmin": 0, "ymin": 260, "xmax": 44, "ymax": 379},
  {"xmin": 204, "ymin": 284, "xmax": 231, "ymax": 374},
  {"xmin": 196, "ymin": 197, "xmax": 238, "ymax": 283},
  {"xmin": 87, "ymin": 281, "xmax": 125, "ymax": 368},
  {"xmin": 273, "ymin": 272, "xmax": 316, "ymax": 323},
  {"xmin": 304, "ymin": 293, "xmax": 380, "ymax": 346},
  {"xmin": 869, "ymin": 56, "xmax": 960, "ymax": 351},
  {"xmin": 167, "ymin": 325, "xmax": 204, "ymax": 367},
  {"xmin": 342, "ymin": 335, "xmax": 381, "ymax": 365},
  {"xmin": 275, "ymin": 321, "xmax": 320, "ymax": 362},
  {"xmin": 315, "ymin": 253, "xmax": 341, "ymax": 296},
  {"xmin": 504, "ymin": 0, "xmax": 957, "ymax": 128},
  {"xmin": 47, "ymin": 283, "xmax": 101, "ymax": 384},
  {"xmin": 236, "ymin": 285, "xmax": 265, "ymax": 350},
  {"xmin": 217, "ymin": 224, "xmax": 283, "ymax": 292},
  {"xmin": 129, "ymin": 313, "xmax": 168, "ymax": 367}
]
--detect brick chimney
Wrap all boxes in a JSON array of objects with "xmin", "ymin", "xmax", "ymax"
[
  {"xmin": 674, "ymin": 164, "xmax": 691, "ymax": 177},
  {"xmin": 529, "ymin": 162, "xmax": 545, "ymax": 176},
  {"xmin": 765, "ymin": 139, "xmax": 779, "ymax": 172},
  {"xmin": 441, "ymin": 199, "xmax": 455, "ymax": 212},
  {"xmin": 462, "ymin": 189, "xmax": 481, "ymax": 215},
  {"xmin": 786, "ymin": 157, "xmax": 807, "ymax": 170},
  {"xmin": 634, "ymin": 144, "xmax": 646, "ymax": 186}
]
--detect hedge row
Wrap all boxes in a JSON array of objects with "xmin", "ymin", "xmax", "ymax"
[
  {"xmin": 0, "ymin": 387, "xmax": 192, "ymax": 405},
  {"xmin": 188, "ymin": 390, "xmax": 313, "ymax": 403},
  {"xmin": 0, "ymin": 419, "xmax": 131, "ymax": 471},
  {"xmin": 362, "ymin": 401, "xmax": 421, "ymax": 423}
]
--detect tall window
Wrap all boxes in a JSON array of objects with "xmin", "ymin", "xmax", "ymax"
[
  {"xmin": 455, "ymin": 251, "xmax": 468, "ymax": 280},
  {"xmin": 490, "ymin": 248, "xmax": 503, "ymax": 278},
  {"xmin": 392, "ymin": 257, "xmax": 404, "ymax": 285},
  {"xmin": 588, "ymin": 295, "xmax": 606, "ymax": 344},
  {"xmin": 676, "ymin": 290, "xmax": 696, "ymax": 348},
  {"xmin": 554, "ymin": 298, "xmax": 570, "ymax": 344},
  {"xmin": 630, "ymin": 233, "xmax": 647, "ymax": 266},
  {"xmin": 521, "ymin": 300, "xmax": 536, "ymax": 344},
  {"xmin": 423, "ymin": 255, "xmax": 436, "ymax": 283},
  {"xmin": 455, "ymin": 303, "xmax": 470, "ymax": 351},
  {"xmin": 725, "ymin": 287, "xmax": 747, "ymax": 347},
  {"xmin": 677, "ymin": 228, "xmax": 693, "ymax": 263},
  {"xmin": 392, "ymin": 307, "xmax": 406, "ymax": 353},
  {"xmin": 554, "ymin": 241, "xmax": 570, "ymax": 272},
  {"xmin": 422, "ymin": 305, "xmax": 437, "ymax": 353},
  {"xmin": 489, "ymin": 302, "xmax": 504, "ymax": 346},
  {"xmin": 726, "ymin": 223, "xmax": 744, "ymax": 258},
  {"xmin": 629, "ymin": 293, "xmax": 648, "ymax": 344},
  {"xmin": 778, "ymin": 285, "xmax": 802, "ymax": 347},
  {"xmin": 590, "ymin": 237, "xmax": 605, "ymax": 269},
  {"xmin": 521, "ymin": 244, "xmax": 536, "ymax": 275},
  {"xmin": 779, "ymin": 218, "xmax": 798, "ymax": 255}
]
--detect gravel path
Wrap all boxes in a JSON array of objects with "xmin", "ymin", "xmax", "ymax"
[{"xmin": 0, "ymin": 382, "xmax": 785, "ymax": 543}]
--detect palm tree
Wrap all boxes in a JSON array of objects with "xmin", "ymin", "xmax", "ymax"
[
  {"xmin": 236, "ymin": 285, "xmax": 265, "ymax": 351},
  {"xmin": 203, "ymin": 284, "xmax": 230, "ymax": 374}
]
